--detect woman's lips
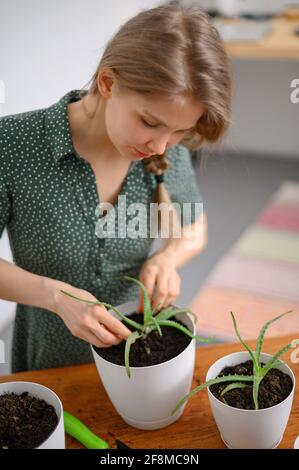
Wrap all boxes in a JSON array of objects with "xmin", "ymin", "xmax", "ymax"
[{"xmin": 132, "ymin": 147, "xmax": 152, "ymax": 158}]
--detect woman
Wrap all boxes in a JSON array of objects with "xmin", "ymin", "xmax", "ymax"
[{"xmin": 0, "ymin": 4, "xmax": 231, "ymax": 372}]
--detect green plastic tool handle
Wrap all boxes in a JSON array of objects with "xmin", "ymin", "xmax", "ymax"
[{"xmin": 63, "ymin": 411, "xmax": 110, "ymax": 449}]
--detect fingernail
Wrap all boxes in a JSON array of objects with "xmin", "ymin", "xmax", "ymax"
[{"xmin": 118, "ymin": 335, "xmax": 127, "ymax": 342}]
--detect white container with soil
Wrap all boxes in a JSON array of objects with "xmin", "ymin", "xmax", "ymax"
[
  {"xmin": 0, "ymin": 381, "xmax": 65, "ymax": 449},
  {"xmin": 61, "ymin": 276, "xmax": 212, "ymax": 430},
  {"xmin": 173, "ymin": 311, "xmax": 296, "ymax": 449},
  {"xmin": 206, "ymin": 350, "xmax": 295, "ymax": 449}
]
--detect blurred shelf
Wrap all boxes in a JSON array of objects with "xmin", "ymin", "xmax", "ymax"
[{"xmin": 214, "ymin": 14, "xmax": 299, "ymax": 61}]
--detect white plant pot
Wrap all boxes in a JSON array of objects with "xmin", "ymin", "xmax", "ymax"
[
  {"xmin": 91, "ymin": 300, "xmax": 196, "ymax": 430},
  {"xmin": 206, "ymin": 351, "xmax": 295, "ymax": 449},
  {"xmin": 0, "ymin": 381, "xmax": 65, "ymax": 449}
]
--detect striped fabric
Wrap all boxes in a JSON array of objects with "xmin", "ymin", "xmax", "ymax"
[{"xmin": 191, "ymin": 181, "xmax": 299, "ymax": 341}]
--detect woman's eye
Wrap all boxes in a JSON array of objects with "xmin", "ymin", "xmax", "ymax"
[
  {"xmin": 141, "ymin": 117, "xmax": 189, "ymax": 133},
  {"xmin": 141, "ymin": 118, "xmax": 157, "ymax": 128}
]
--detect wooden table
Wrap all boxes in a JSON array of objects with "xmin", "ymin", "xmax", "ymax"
[
  {"xmin": 1, "ymin": 334, "xmax": 298, "ymax": 449},
  {"xmin": 218, "ymin": 16, "xmax": 299, "ymax": 61}
]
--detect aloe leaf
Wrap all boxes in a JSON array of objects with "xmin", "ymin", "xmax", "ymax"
[
  {"xmin": 60, "ymin": 289, "xmax": 102, "ymax": 305},
  {"xmin": 255, "ymin": 310, "xmax": 293, "ymax": 363},
  {"xmin": 156, "ymin": 307, "xmax": 197, "ymax": 323},
  {"xmin": 155, "ymin": 308, "xmax": 213, "ymax": 342},
  {"xmin": 230, "ymin": 312, "xmax": 259, "ymax": 373},
  {"xmin": 122, "ymin": 276, "xmax": 152, "ymax": 324},
  {"xmin": 269, "ymin": 359, "xmax": 284, "ymax": 368},
  {"xmin": 60, "ymin": 289, "xmax": 143, "ymax": 331},
  {"xmin": 154, "ymin": 307, "xmax": 177, "ymax": 321},
  {"xmin": 156, "ymin": 320, "xmax": 214, "ymax": 343},
  {"xmin": 261, "ymin": 343, "xmax": 293, "ymax": 377},
  {"xmin": 124, "ymin": 331, "xmax": 142, "ymax": 378},
  {"xmin": 104, "ymin": 304, "xmax": 144, "ymax": 331},
  {"xmin": 221, "ymin": 382, "xmax": 249, "ymax": 396},
  {"xmin": 151, "ymin": 303, "xmax": 163, "ymax": 316},
  {"xmin": 252, "ymin": 376, "xmax": 263, "ymax": 410},
  {"xmin": 171, "ymin": 374, "xmax": 254, "ymax": 416},
  {"xmin": 152, "ymin": 316, "xmax": 162, "ymax": 336},
  {"xmin": 147, "ymin": 316, "xmax": 162, "ymax": 336}
]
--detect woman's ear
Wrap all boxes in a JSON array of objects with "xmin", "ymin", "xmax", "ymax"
[{"xmin": 97, "ymin": 69, "xmax": 115, "ymax": 98}]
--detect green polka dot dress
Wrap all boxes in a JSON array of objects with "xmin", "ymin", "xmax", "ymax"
[{"xmin": 0, "ymin": 89, "xmax": 202, "ymax": 372}]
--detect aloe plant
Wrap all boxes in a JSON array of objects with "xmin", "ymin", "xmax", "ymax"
[
  {"xmin": 60, "ymin": 275, "xmax": 212, "ymax": 378},
  {"xmin": 172, "ymin": 310, "xmax": 293, "ymax": 414}
]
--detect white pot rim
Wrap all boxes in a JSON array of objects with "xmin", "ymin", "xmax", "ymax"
[
  {"xmin": 206, "ymin": 351, "xmax": 296, "ymax": 413},
  {"xmin": 91, "ymin": 311, "xmax": 196, "ymax": 372},
  {"xmin": 0, "ymin": 381, "xmax": 63, "ymax": 448}
]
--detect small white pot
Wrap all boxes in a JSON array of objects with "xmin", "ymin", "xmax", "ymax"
[
  {"xmin": 0, "ymin": 381, "xmax": 65, "ymax": 449},
  {"xmin": 91, "ymin": 300, "xmax": 196, "ymax": 430},
  {"xmin": 206, "ymin": 352, "xmax": 295, "ymax": 449}
]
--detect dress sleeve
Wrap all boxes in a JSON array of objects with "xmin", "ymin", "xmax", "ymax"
[
  {"xmin": 0, "ymin": 121, "xmax": 13, "ymax": 238},
  {"xmin": 164, "ymin": 144, "xmax": 203, "ymax": 226}
]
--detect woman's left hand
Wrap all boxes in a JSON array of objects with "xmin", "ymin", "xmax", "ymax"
[{"xmin": 137, "ymin": 252, "xmax": 181, "ymax": 313}]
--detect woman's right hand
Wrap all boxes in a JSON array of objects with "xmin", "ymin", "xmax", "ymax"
[{"xmin": 50, "ymin": 281, "xmax": 131, "ymax": 348}]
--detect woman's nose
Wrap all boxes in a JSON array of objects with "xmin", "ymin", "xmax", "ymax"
[{"xmin": 148, "ymin": 139, "xmax": 168, "ymax": 156}]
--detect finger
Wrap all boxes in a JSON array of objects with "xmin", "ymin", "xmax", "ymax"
[
  {"xmin": 139, "ymin": 270, "xmax": 157, "ymax": 312},
  {"xmin": 162, "ymin": 274, "xmax": 181, "ymax": 308},
  {"xmin": 151, "ymin": 272, "xmax": 168, "ymax": 312},
  {"xmin": 91, "ymin": 321, "xmax": 124, "ymax": 346},
  {"xmin": 154, "ymin": 273, "xmax": 181, "ymax": 311},
  {"xmin": 76, "ymin": 329, "xmax": 112, "ymax": 349},
  {"xmin": 136, "ymin": 290, "xmax": 143, "ymax": 314},
  {"xmin": 91, "ymin": 305, "xmax": 131, "ymax": 339},
  {"xmin": 161, "ymin": 296, "xmax": 176, "ymax": 310},
  {"xmin": 161, "ymin": 284, "xmax": 180, "ymax": 310}
]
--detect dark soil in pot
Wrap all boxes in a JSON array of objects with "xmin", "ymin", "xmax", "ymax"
[
  {"xmin": 209, "ymin": 360, "xmax": 293, "ymax": 410},
  {"xmin": 0, "ymin": 392, "xmax": 58, "ymax": 449},
  {"xmin": 94, "ymin": 313, "xmax": 192, "ymax": 367}
]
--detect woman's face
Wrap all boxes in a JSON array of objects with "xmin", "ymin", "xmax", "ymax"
[{"xmin": 104, "ymin": 87, "xmax": 205, "ymax": 162}]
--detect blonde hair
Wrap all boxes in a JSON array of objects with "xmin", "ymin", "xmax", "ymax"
[{"xmin": 80, "ymin": 3, "xmax": 232, "ymax": 232}]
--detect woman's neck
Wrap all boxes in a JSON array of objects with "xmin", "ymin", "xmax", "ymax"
[{"xmin": 67, "ymin": 93, "xmax": 121, "ymax": 165}]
